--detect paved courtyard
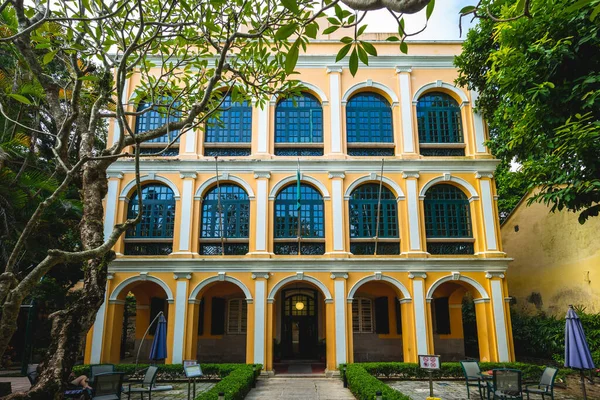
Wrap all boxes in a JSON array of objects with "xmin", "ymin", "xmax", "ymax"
[{"xmin": 245, "ymin": 377, "xmax": 355, "ymax": 400}]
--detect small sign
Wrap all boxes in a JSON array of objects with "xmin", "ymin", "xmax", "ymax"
[
  {"xmin": 419, "ymin": 355, "xmax": 441, "ymax": 370},
  {"xmin": 183, "ymin": 360, "xmax": 198, "ymax": 368},
  {"xmin": 184, "ymin": 364, "xmax": 203, "ymax": 378}
]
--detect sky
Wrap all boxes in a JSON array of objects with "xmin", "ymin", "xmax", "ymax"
[{"xmin": 356, "ymin": 0, "xmax": 476, "ymax": 40}]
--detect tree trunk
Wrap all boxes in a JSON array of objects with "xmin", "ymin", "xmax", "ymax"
[{"xmin": 7, "ymin": 162, "xmax": 113, "ymax": 399}]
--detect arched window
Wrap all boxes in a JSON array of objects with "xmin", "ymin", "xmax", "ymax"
[
  {"xmin": 200, "ymin": 184, "xmax": 249, "ymax": 255},
  {"xmin": 346, "ymin": 93, "xmax": 394, "ymax": 156},
  {"xmin": 204, "ymin": 94, "xmax": 252, "ymax": 156},
  {"xmin": 348, "ymin": 184, "xmax": 399, "ymax": 255},
  {"xmin": 135, "ymin": 98, "xmax": 181, "ymax": 156},
  {"xmin": 424, "ymin": 184, "xmax": 474, "ymax": 254},
  {"xmin": 274, "ymin": 93, "xmax": 323, "ymax": 156},
  {"xmin": 274, "ymin": 183, "xmax": 324, "ymax": 255},
  {"xmin": 125, "ymin": 184, "xmax": 176, "ymax": 255},
  {"xmin": 416, "ymin": 92, "xmax": 464, "ymax": 156}
]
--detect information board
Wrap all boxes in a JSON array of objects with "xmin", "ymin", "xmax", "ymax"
[
  {"xmin": 183, "ymin": 360, "xmax": 198, "ymax": 368},
  {"xmin": 418, "ymin": 355, "xmax": 441, "ymax": 370},
  {"xmin": 184, "ymin": 364, "xmax": 203, "ymax": 378}
]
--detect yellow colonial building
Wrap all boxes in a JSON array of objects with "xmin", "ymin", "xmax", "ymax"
[{"xmin": 84, "ymin": 35, "xmax": 515, "ymax": 374}]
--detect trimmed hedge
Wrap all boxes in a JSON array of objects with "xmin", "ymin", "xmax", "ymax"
[
  {"xmin": 345, "ymin": 364, "xmax": 411, "ymax": 400},
  {"xmin": 196, "ymin": 364, "xmax": 259, "ymax": 400}
]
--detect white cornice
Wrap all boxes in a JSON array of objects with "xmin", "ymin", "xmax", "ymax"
[
  {"xmin": 107, "ymin": 159, "xmax": 501, "ymax": 175},
  {"xmin": 108, "ymin": 257, "xmax": 511, "ymax": 273}
]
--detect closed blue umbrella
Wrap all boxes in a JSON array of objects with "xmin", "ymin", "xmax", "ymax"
[
  {"xmin": 565, "ymin": 305, "xmax": 595, "ymax": 399},
  {"xmin": 149, "ymin": 314, "xmax": 167, "ymax": 362}
]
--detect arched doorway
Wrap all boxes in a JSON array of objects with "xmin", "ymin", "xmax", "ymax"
[
  {"xmin": 349, "ymin": 280, "xmax": 410, "ymax": 362},
  {"xmin": 427, "ymin": 278, "xmax": 492, "ymax": 362},
  {"xmin": 190, "ymin": 281, "xmax": 249, "ymax": 363}
]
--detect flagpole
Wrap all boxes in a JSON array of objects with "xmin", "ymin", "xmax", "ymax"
[
  {"xmin": 215, "ymin": 156, "xmax": 225, "ymax": 256},
  {"xmin": 297, "ymin": 158, "xmax": 301, "ymax": 256},
  {"xmin": 374, "ymin": 158, "xmax": 385, "ymax": 256}
]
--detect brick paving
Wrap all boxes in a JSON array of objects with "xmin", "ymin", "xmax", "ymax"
[
  {"xmin": 387, "ymin": 380, "xmax": 581, "ymax": 400},
  {"xmin": 245, "ymin": 377, "xmax": 355, "ymax": 400}
]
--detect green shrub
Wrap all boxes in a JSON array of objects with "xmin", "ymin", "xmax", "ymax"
[
  {"xmin": 345, "ymin": 364, "xmax": 410, "ymax": 400},
  {"xmin": 195, "ymin": 364, "xmax": 261, "ymax": 400}
]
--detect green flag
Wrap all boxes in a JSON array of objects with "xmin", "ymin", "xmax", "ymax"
[{"xmin": 296, "ymin": 160, "xmax": 301, "ymax": 210}]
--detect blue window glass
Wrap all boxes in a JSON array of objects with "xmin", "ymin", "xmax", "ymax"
[
  {"xmin": 126, "ymin": 184, "xmax": 176, "ymax": 238},
  {"xmin": 346, "ymin": 93, "xmax": 393, "ymax": 143},
  {"xmin": 275, "ymin": 93, "xmax": 323, "ymax": 143},
  {"xmin": 135, "ymin": 99, "xmax": 181, "ymax": 143},
  {"xmin": 201, "ymin": 184, "xmax": 250, "ymax": 239},
  {"xmin": 205, "ymin": 95, "xmax": 252, "ymax": 143},
  {"xmin": 417, "ymin": 92, "xmax": 463, "ymax": 143},
  {"xmin": 274, "ymin": 184, "xmax": 324, "ymax": 238},
  {"xmin": 349, "ymin": 184, "xmax": 398, "ymax": 238},
  {"xmin": 424, "ymin": 184, "xmax": 472, "ymax": 238}
]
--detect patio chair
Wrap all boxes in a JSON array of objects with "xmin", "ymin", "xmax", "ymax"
[
  {"xmin": 487, "ymin": 369, "xmax": 523, "ymax": 400},
  {"xmin": 90, "ymin": 364, "xmax": 115, "ymax": 386},
  {"xmin": 523, "ymin": 367, "xmax": 558, "ymax": 400},
  {"xmin": 460, "ymin": 360, "xmax": 485, "ymax": 399},
  {"xmin": 122, "ymin": 366, "xmax": 159, "ymax": 400},
  {"xmin": 91, "ymin": 372, "xmax": 125, "ymax": 400}
]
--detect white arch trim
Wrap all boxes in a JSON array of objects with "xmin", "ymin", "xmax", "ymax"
[
  {"xmin": 347, "ymin": 273, "xmax": 411, "ymax": 301},
  {"xmin": 344, "ymin": 175, "xmax": 405, "ymax": 201},
  {"xmin": 419, "ymin": 175, "xmax": 479, "ymax": 201},
  {"xmin": 425, "ymin": 274, "xmax": 489, "ymax": 301},
  {"xmin": 268, "ymin": 174, "xmax": 330, "ymax": 200},
  {"xmin": 109, "ymin": 274, "xmax": 174, "ymax": 302},
  {"xmin": 267, "ymin": 274, "xmax": 333, "ymax": 302},
  {"xmin": 412, "ymin": 81, "xmax": 469, "ymax": 106},
  {"xmin": 119, "ymin": 174, "xmax": 181, "ymax": 201},
  {"xmin": 270, "ymin": 81, "xmax": 329, "ymax": 105},
  {"xmin": 189, "ymin": 273, "xmax": 253, "ymax": 303},
  {"xmin": 341, "ymin": 80, "xmax": 399, "ymax": 105},
  {"xmin": 194, "ymin": 174, "xmax": 255, "ymax": 200}
]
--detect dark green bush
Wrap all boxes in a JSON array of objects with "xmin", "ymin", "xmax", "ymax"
[
  {"xmin": 345, "ymin": 364, "xmax": 411, "ymax": 400},
  {"xmin": 195, "ymin": 364, "xmax": 260, "ymax": 400}
]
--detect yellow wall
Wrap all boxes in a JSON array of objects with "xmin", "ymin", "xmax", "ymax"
[{"xmin": 502, "ymin": 191, "xmax": 600, "ymax": 315}]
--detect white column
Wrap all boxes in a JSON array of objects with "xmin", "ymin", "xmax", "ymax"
[
  {"xmin": 184, "ymin": 129, "xmax": 197, "ymax": 153},
  {"xmin": 172, "ymin": 273, "xmax": 191, "ymax": 364},
  {"xmin": 403, "ymin": 172, "xmax": 422, "ymax": 251},
  {"xmin": 470, "ymin": 90, "xmax": 487, "ymax": 154},
  {"xmin": 112, "ymin": 78, "xmax": 129, "ymax": 146},
  {"xmin": 396, "ymin": 67, "xmax": 415, "ymax": 153},
  {"xmin": 178, "ymin": 172, "xmax": 196, "ymax": 252},
  {"xmin": 477, "ymin": 173, "xmax": 498, "ymax": 251},
  {"xmin": 257, "ymin": 105, "xmax": 269, "ymax": 154},
  {"xmin": 328, "ymin": 172, "xmax": 346, "ymax": 253},
  {"xmin": 409, "ymin": 272, "xmax": 428, "ymax": 355},
  {"xmin": 90, "ymin": 274, "xmax": 114, "ymax": 363},
  {"xmin": 487, "ymin": 272, "xmax": 510, "ymax": 361},
  {"xmin": 103, "ymin": 173, "xmax": 123, "ymax": 241},
  {"xmin": 253, "ymin": 172, "xmax": 270, "ymax": 253},
  {"xmin": 331, "ymin": 273, "xmax": 348, "ymax": 366},
  {"xmin": 252, "ymin": 272, "xmax": 269, "ymax": 365},
  {"xmin": 327, "ymin": 66, "xmax": 343, "ymax": 154}
]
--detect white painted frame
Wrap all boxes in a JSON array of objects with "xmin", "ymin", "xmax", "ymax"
[
  {"xmin": 344, "ymin": 175, "xmax": 405, "ymax": 201},
  {"xmin": 419, "ymin": 175, "xmax": 479, "ymax": 201},
  {"xmin": 425, "ymin": 274, "xmax": 490, "ymax": 301},
  {"xmin": 270, "ymin": 81, "xmax": 329, "ymax": 105},
  {"xmin": 267, "ymin": 274, "xmax": 333, "ymax": 302},
  {"xmin": 109, "ymin": 274, "xmax": 174, "ymax": 302},
  {"xmin": 188, "ymin": 274, "xmax": 253, "ymax": 303},
  {"xmin": 347, "ymin": 273, "xmax": 412, "ymax": 301},
  {"xmin": 412, "ymin": 81, "xmax": 469, "ymax": 106},
  {"xmin": 268, "ymin": 175, "xmax": 330, "ymax": 200},
  {"xmin": 194, "ymin": 174, "xmax": 255, "ymax": 200},
  {"xmin": 119, "ymin": 175, "xmax": 181, "ymax": 201},
  {"xmin": 341, "ymin": 81, "xmax": 399, "ymax": 105}
]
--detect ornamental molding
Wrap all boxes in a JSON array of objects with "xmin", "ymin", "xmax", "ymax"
[
  {"xmin": 251, "ymin": 272, "xmax": 270, "ymax": 280},
  {"xmin": 328, "ymin": 171, "xmax": 346, "ymax": 179},
  {"xmin": 107, "ymin": 172, "xmax": 124, "ymax": 179},
  {"xmin": 485, "ymin": 271, "xmax": 505, "ymax": 279},
  {"xmin": 326, "ymin": 66, "xmax": 343, "ymax": 74},
  {"xmin": 330, "ymin": 272, "xmax": 349, "ymax": 280},
  {"xmin": 180, "ymin": 171, "xmax": 197, "ymax": 179},
  {"xmin": 402, "ymin": 171, "xmax": 420, "ymax": 179},
  {"xmin": 408, "ymin": 271, "xmax": 427, "ymax": 279},
  {"xmin": 395, "ymin": 66, "xmax": 413, "ymax": 74},
  {"xmin": 475, "ymin": 171, "xmax": 494, "ymax": 179},
  {"xmin": 173, "ymin": 272, "xmax": 192, "ymax": 280},
  {"xmin": 254, "ymin": 171, "xmax": 271, "ymax": 179}
]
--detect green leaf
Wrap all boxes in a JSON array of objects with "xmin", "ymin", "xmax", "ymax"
[
  {"xmin": 305, "ymin": 23, "xmax": 318, "ymax": 39},
  {"xmin": 35, "ymin": 43, "xmax": 51, "ymax": 49},
  {"xmin": 515, "ymin": 0, "xmax": 526, "ymax": 13},
  {"xmin": 349, "ymin": 48, "xmax": 358, "ymax": 76},
  {"xmin": 400, "ymin": 41, "xmax": 408, "ymax": 54},
  {"xmin": 43, "ymin": 50, "xmax": 57, "ymax": 65},
  {"xmin": 285, "ymin": 40, "xmax": 300, "ymax": 74},
  {"xmin": 357, "ymin": 24, "xmax": 367, "ymax": 37},
  {"xmin": 426, "ymin": 0, "xmax": 435, "ymax": 20},
  {"xmin": 361, "ymin": 41, "xmax": 377, "ymax": 56},
  {"xmin": 386, "ymin": 36, "xmax": 400, "ymax": 42},
  {"xmin": 340, "ymin": 36, "xmax": 353, "ymax": 44},
  {"xmin": 275, "ymin": 23, "xmax": 298, "ymax": 40},
  {"xmin": 459, "ymin": 5, "xmax": 476, "ymax": 14},
  {"xmin": 327, "ymin": 17, "xmax": 339, "ymax": 25},
  {"xmin": 357, "ymin": 45, "xmax": 368, "ymax": 65},
  {"xmin": 591, "ymin": 3, "xmax": 600, "ymax": 20},
  {"xmin": 335, "ymin": 43, "xmax": 352, "ymax": 62},
  {"xmin": 334, "ymin": 4, "xmax": 343, "ymax": 20},
  {"xmin": 78, "ymin": 75, "xmax": 100, "ymax": 81},
  {"xmin": 8, "ymin": 93, "xmax": 32, "ymax": 105},
  {"xmin": 323, "ymin": 26, "xmax": 339, "ymax": 35},
  {"xmin": 281, "ymin": 0, "xmax": 299, "ymax": 13},
  {"xmin": 565, "ymin": 0, "xmax": 594, "ymax": 14}
]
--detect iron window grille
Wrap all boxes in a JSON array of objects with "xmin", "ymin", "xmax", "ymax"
[
  {"xmin": 349, "ymin": 184, "xmax": 399, "ymax": 255},
  {"xmin": 274, "ymin": 93, "xmax": 323, "ymax": 155},
  {"xmin": 226, "ymin": 298, "xmax": 248, "ymax": 334},
  {"xmin": 424, "ymin": 184, "xmax": 474, "ymax": 255},
  {"xmin": 274, "ymin": 184, "xmax": 324, "ymax": 255},
  {"xmin": 346, "ymin": 93, "xmax": 394, "ymax": 156},
  {"xmin": 417, "ymin": 92, "xmax": 465, "ymax": 156},
  {"xmin": 200, "ymin": 184, "xmax": 250, "ymax": 256},
  {"xmin": 352, "ymin": 297, "xmax": 373, "ymax": 333},
  {"xmin": 124, "ymin": 184, "xmax": 175, "ymax": 255},
  {"xmin": 204, "ymin": 95, "xmax": 251, "ymax": 156},
  {"xmin": 135, "ymin": 98, "xmax": 181, "ymax": 155}
]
